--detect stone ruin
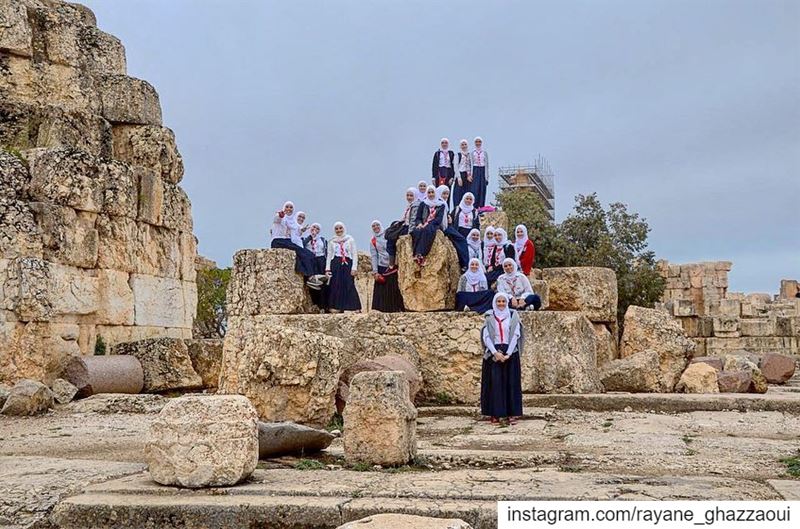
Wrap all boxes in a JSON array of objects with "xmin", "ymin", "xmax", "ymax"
[
  {"xmin": 657, "ymin": 261, "xmax": 799, "ymax": 358},
  {"xmin": 0, "ymin": 0, "xmax": 197, "ymax": 385}
]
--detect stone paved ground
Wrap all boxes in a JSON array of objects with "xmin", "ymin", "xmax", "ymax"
[{"xmin": 1, "ymin": 388, "xmax": 799, "ymax": 528}]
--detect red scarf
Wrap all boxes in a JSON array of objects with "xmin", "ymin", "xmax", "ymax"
[
  {"xmin": 494, "ymin": 315, "xmax": 506, "ymax": 343},
  {"xmin": 337, "ymin": 240, "xmax": 349, "ymax": 264}
]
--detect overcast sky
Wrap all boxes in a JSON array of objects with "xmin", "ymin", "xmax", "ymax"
[{"xmin": 82, "ymin": 0, "xmax": 799, "ymax": 294}]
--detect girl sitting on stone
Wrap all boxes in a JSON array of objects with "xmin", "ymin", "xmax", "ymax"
[
  {"xmin": 270, "ymin": 201, "xmax": 316, "ymax": 279},
  {"xmin": 456, "ymin": 258, "xmax": 494, "ymax": 313},
  {"xmin": 303, "ymin": 222, "xmax": 328, "ymax": 309},
  {"xmin": 481, "ymin": 292, "xmax": 524, "ymax": 426},
  {"xmin": 496, "ymin": 258, "xmax": 541, "ymax": 311},
  {"xmin": 369, "ymin": 220, "xmax": 404, "ymax": 313},
  {"xmin": 466, "ymin": 228, "xmax": 483, "ymax": 262},
  {"xmin": 411, "ymin": 186, "xmax": 446, "ymax": 266},
  {"xmin": 485, "ymin": 228, "xmax": 515, "ymax": 286},
  {"xmin": 386, "ymin": 187, "xmax": 418, "ymax": 267},
  {"xmin": 451, "ymin": 192, "xmax": 480, "ymax": 238},
  {"xmin": 325, "ymin": 222, "xmax": 361, "ymax": 312},
  {"xmin": 438, "ymin": 185, "xmax": 470, "ymax": 271}
]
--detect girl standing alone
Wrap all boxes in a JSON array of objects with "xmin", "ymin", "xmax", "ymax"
[
  {"xmin": 325, "ymin": 222, "xmax": 361, "ymax": 312},
  {"xmin": 480, "ymin": 292, "xmax": 524, "ymax": 426}
]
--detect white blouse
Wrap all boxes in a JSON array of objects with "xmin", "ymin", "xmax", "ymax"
[
  {"xmin": 326, "ymin": 236, "xmax": 358, "ymax": 272},
  {"xmin": 472, "ymin": 148, "xmax": 488, "ymax": 167},
  {"xmin": 457, "ymin": 151, "xmax": 472, "ymax": 173},
  {"xmin": 497, "ymin": 273, "xmax": 534, "ymax": 298},
  {"xmin": 482, "ymin": 312, "xmax": 521, "ymax": 355}
]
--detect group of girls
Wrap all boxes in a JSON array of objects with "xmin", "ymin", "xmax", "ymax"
[{"xmin": 432, "ymin": 137, "xmax": 490, "ymax": 209}]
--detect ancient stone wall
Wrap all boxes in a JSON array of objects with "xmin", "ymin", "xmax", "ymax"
[
  {"xmin": 0, "ymin": 1, "xmax": 196, "ymax": 383},
  {"xmin": 657, "ymin": 261, "xmax": 799, "ymax": 357}
]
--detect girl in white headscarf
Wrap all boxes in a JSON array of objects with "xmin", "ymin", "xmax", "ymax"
[
  {"xmin": 480, "ymin": 292, "xmax": 524, "ymax": 425},
  {"xmin": 496, "ymin": 258, "xmax": 541, "ymax": 311},
  {"xmin": 325, "ymin": 222, "xmax": 361, "ymax": 312},
  {"xmin": 431, "ymin": 138, "xmax": 454, "ymax": 188},
  {"xmin": 483, "ymin": 226, "xmax": 496, "ymax": 269},
  {"xmin": 452, "ymin": 192, "xmax": 479, "ymax": 238},
  {"xmin": 486, "ymin": 227, "xmax": 515, "ymax": 286},
  {"xmin": 370, "ymin": 220, "xmax": 404, "ymax": 312},
  {"xmin": 466, "ymin": 228, "xmax": 483, "ymax": 262},
  {"xmin": 416, "ymin": 180, "xmax": 429, "ymax": 202},
  {"xmin": 456, "ymin": 258, "xmax": 494, "ymax": 313},
  {"xmin": 302, "ymin": 222, "xmax": 328, "ymax": 309},
  {"xmin": 470, "ymin": 136, "xmax": 489, "ymax": 207},
  {"xmin": 453, "ymin": 139, "xmax": 473, "ymax": 207},
  {"xmin": 438, "ymin": 185, "xmax": 470, "ymax": 271},
  {"xmin": 411, "ymin": 185, "xmax": 446, "ymax": 266},
  {"xmin": 513, "ymin": 224, "xmax": 536, "ymax": 276},
  {"xmin": 270, "ymin": 201, "xmax": 316, "ymax": 278}
]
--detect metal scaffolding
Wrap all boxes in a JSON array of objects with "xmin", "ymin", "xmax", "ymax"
[{"xmin": 498, "ymin": 155, "xmax": 555, "ymax": 221}]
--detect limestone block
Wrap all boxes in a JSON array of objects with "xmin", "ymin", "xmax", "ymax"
[
  {"xmin": 675, "ymin": 363, "xmax": 719, "ymax": 394},
  {"xmin": 26, "ymin": 2, "xmax": 84, "ymax": 67},
  {"xmin": 186, "ymin": 338, "xmax": 223, "ymax": 389},
  {"xmin": 723, "ymin": 355, "xmax": 767, "ymax": 394},
  {"xmin": 0, "ymin": 320, "xmax": 80, "ymax": 384},
  {"xmin": 134, "ymin": 223, "xmax": 180, "ymax": 278},
  {"xmin": 479, "ymin": 209, "xmax": 508, "ymax": 234},
  {"xmin": 531, "ymin": 278, "xmax": 549, "ymax": 309},
  {"xmin": 0, "ymin": 196, "xmax": 42, "ymax": 259},
  {"xmin": 78, "ymin": 26, "xmax": 126, "ymax": 75},
  {"xmin": 337, "ymin": 354, "xmax": 422, "ymax": 413},
  {"xmin": 739, "ymin": 318, "xmax": 775, "ymax": 337},
  {"xmin": 145, "ymin": 395, "xmax": 258, "ymax": 488},
  {"xmin": 25, "ymin": 147, "xmax": 104, "ymax": 213},
  {"xmin": 600, "ymin": 350, "xmax": 662, "ymax": 393},
  {"xmin": 759, "ymin": 352, "xmax": 796, "ymax": 384},
  {"xmin": 0, "ymin": 0, "xmax": 33, "ymax": 56},
  {"xmin": 717, "ymin": 371, "xmax": 751, "ymax": 393},
  {"xmin": 226, "ymin": 249, "xmax": 313, "ymax": 317},
  {"xmin": 593, "ymin": 323, "xmax": 617, "ymax": 367},
  {"xmin": 679, "ymin": 316, "xmax": 713, "ymax": 338},
  {"xmin": 96, "ymin": 268, "xmax": 133, "ymax": 325},
  {"xmin": 257, "ymin": 421, "xmax": 335, "ymax": 459},
  {"xmin": 775, "ymin": 316, "xmax": 798, "ymax": 337},
  {"xmin": 0, "ymin": 378, "xmax": 53, "ymax": 415},
  {"xmin": 396, "ymin": 232, "xmax": 459, "ymax": 312},
  {"xmin": 95, "ymin": 214, "xmax": 136, "ymax": 272},
  {"xmin": 354, "ymin": 251, "xmax": 373, "ymax": 313},
  {"xmin": 0, "ymin": 151, "xmax": 30, "ymax": 200},
  {"xmin": 95, "ymin": 324, "xmax": 191, "ymax": 348},
  {"xmin": 130, "ymin": 273, "xmax": 187, "ymax": 328},
  {"xmin": 182, "ymin": 280, "xmax": 197, "ymax": 329},
  {"xmin": 620, "ymin": 305, "xmax": 695, "ymax": 392},
  {"xmin": 114, "ymin": 337, "xmax": 202, "ymax": 392},
  {"xmin": 50, "ymin": 377, "xmax": 77, "ymax": 404},
  {"xmin": 1, "ymin": 56, "xmax": 100, "ymax": 115},
  {"xmin": 29, "ymin": 203, "xmax": 98, "ymax": 268},
  {"xmin": 343, "ymin": 370, "xmax": 417, "ymax": 466},
  {"xmin": 111, "ymin": 125, "xmax": 184, "ymax": 184},
  {"xmin": 672, "ymin": 299, "xmax": 696, "ymax": 317},
  {"xmin": 161, "ymin": 182, "xmax": 192, "ymax": 232},
  {"xmin": 97, "ymin": 74, "xmax": 162, "ymax": 126},
  {"xmin": 136, "ymin": 168, "xmax": 163, "ymax": 225},
  {"xmin": 541, "ymin": 267, "xmax": 618, "ymax": 322},
  {"xmin": 337, "ymin": 514, "xmax": 472, "ymax": 529},
  {"xmin": 101, "ymin": 160, "xmax": 137, "ymax": 218},
  {"xmin": 0, "ymin": 383, "xmax": 8, "ymax": 407},
  {"xmin": 178, "ymin": 232, "xmax": 197, "ymax": 282},
  {"xmin": 713, "ymin": 316, "xmax": 740, "ymax": 335},
  {"xmin": 61, "ymin": 354, "xmax": 144, "ymax": 398},
  {"xmin": 779, "ymin": 280, "xmax": 799, "ymax": 300}
]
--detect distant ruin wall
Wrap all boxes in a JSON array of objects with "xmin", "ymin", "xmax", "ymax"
[{"xmin": 0, "ymin": 1, "xmax": 196, "ymax": 383}]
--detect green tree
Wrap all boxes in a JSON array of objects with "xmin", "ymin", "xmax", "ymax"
[{"xmin": 194, "ymin": 266, "xmax": 231, "ymax": 338}]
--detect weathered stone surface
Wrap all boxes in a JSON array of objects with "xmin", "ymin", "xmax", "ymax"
[
  {"xmin": 186, "ymin": 338, "xmax": 223, "ymax": 389},
  {"xmin": 716, "ymin": 370, "xmax": 751, "ymax": 393},
  {"xmin": 531, "ymin": 278, "xmax": 549, "ymax": 309},
  {"xmin": 101, "ymin": 160, "xmax": 137, "ymax": 217},
  {"xmin": 479, "ymin": 209, "xmax": 508, "ymax": 234},
  {"xmin": 337, "ymin": 354, "xmax": 422, "ymax": 413},
  {"xmin": 759, "ymin": 352, "xmax": 796, "ymax": 384},
  {"xmin": 0, "ymin": 149, "xmax": 30, "ymax": 200},
  {"xmin": 66, "ymin": 392, "xmax": 166, "ymax": 414},
  {"xmin": 112, "ymin": 124, "xmax": 184, "ymax": 184},
  {"xmin": 690, "ymin": 356, "xmax": 724, "ymax": 371},
  {"xmin": 676, "ymin": 363, "xmax": 719, "ymax": 394},
  {"xmin": 541, "ymin": 267, "xmax": 618, "ymax": 322},
  {"xmin": 96, "ymin": 268, "xmax": 134, "ymax": 325},
  {"xmin": 600, "ymin": 349, "xmax": 662, "ymax": 393},
  {"xmin": 130, "ymin": 274, "xmax": 188, "ymax": 328},
  {"xmin": 145, "ymin": 395, "xmax": 258, "ymax": 488},
  {"xmin": 24, "ymin": 147, "xmax": 104, "ymax": 213},
  {"xmin": 161, "ymin": 182, "xmax": 192, "ymax": 232},
  {"xmin": 95, "ymin": 214, "xmax": 136, "ymax": 272},
  {"xmin": 50, "ymin": 377, "xmax": 77, "ymax": 403},
  {"xmin": 227, "ymin": 249, "xmax": 313, "ymax": 317},
  {"xmin": 0, "ymin": 196, "xmax": 42, "ymax": 258},
  {"xmin": 337, "ymin": 514, "xmax": 472, "ymax": 529},
  {"xmin": 257, "ymin": 421, "xmax": 335, "ymax": 459},
  {"xmin": 29, "ymin": 202, "xmax": 98, "ymax": 268},
  {"xmin": 343, "ymin": 371, "xmax": 417, "ymax": 466},
  {"xmin": 0, "ymin": 378, "xmax": 53, "ymax": 415},
  {"xmin": 61, "ymin": 354, "xmax": 144, "ymax": 398},
  {"xmin": 0, "ymin": 0, "xmax": 33, "ymax": 57},
  {"xmin": 136, "ymin": 168, "xmax": 163, "ymax": 225},
  {"xmin": 97, "ymin": 74, "xmax": 162, "ymax": 125},
  {"xmin": 114, "ymin": 337, "xmax": 202, "ymax": 393},
  {"xmin": 593, "ymin": 323, "xmax": 617, "ymax": 367},
  {"xmin": 0, "ymin": 382, "xmax": 9, "ymax": 407},
  {"xmin": 0, "ymin": 320, "xmax": 80, "ymax": 384},
  {"xmin": 723, "ymin": 355, "xmax": 768, "ymax": 394},
  {"xmin": 397, "ymin": 232, "xmax": 459, "ymax": 312},
  {"xmin": 620, "ymin": 305, "xmax": 695, "ymax": 392}
]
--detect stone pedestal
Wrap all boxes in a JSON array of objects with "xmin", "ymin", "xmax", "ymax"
[{"xmin": 396, "ymin": 232, "xmax": 459, "ymax": 312}]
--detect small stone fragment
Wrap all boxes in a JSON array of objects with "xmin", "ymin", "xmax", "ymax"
[
  {"xmin": 0, "ymin": 379, "xmax": 54, "ymax": 416},
  {"xmin": 676, "ymin": 363, "xmax": 719, "ymax": 394},
  {"xmin": 50, "ymin": 378, "xmax": 78, "ymax": 404},
  {"xmin": 257, "ymin": 421, "xmax": 335, "ymax": 459}
]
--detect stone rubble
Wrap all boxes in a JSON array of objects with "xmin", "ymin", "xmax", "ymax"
[
  {"xmin": 0, "ymin": 378, "xmax": 53, "ymax": 415},
  {"xmin": 675, "ymin": 363, "xmax": 719, "ymax": 394},
  {"xmin": 257, "ymin": 421, "xmax": 335, "ymax": 459},
  {"xmin": 396, "ymin": 232, "xmax": 460, "ymax": 312},
  {"xmin": 113, "ymin": 337, "xmax": 202, "ymax": 393},
  {"xmin": 186, "ymin": 338, "xmax": 223, "ymax": 389},
  {"xmin": 50, "ymin": 377, "xmax": 78, "ymax": 404},
  {"xmin": 337, "ymin": 355, "xmax": 423, "ymax": 413}
]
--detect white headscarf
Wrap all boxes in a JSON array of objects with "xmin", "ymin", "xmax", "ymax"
[
  {"xmin": 459, "ymin": 139, "xmax": 469, "ymax": 153},
  {"xmin": 435, "ymin": 185, "xmax": 449, "ymax": 208},
  {"xmin": 484, "ymin": 226, "xmax": 496, "ymax": 247},
  {"xmin": 371, "ymin": 219, "xmax": 383, "ymax": 237},
  {"xmin": 422, "ymin": 185, "xmax": 440, "ymax": 208},
  {"xmin": 494, "ymin": 228, "xmax": 509, "ymax": 246},
  {"xmin": 500, "ymin": 257, "xmax": 519, "ymax": 276},
  {"xmin": 406, "ymin": 187, "xmax": 417, "ymax": 202},
  {"xmin": 467, "ymin": 228, "xmax": 482, "ymax": 254},
  {"xmin": 416, "ymin": 180, "xmax": 428, "ymax": 201},
  {"xmin": 296, "ymin": 211, "xmax": 306, "ymax": 224},
  {"xmin": 492, "ymin": 292, "xmax": 511, "ymax": 320},
  {"xmin": 440, "ymin": 137, "xmax": 450, "ymax": 150},
  {"xmin": 464, "ymin": 258, "xmax": 486, "ymax": 287},
  {"xmin": 331, "ymin": 221, "xmax": 351, "ymax": 243},
  {"xmin": 458, "ymin": 192, "xmax": 475, "ymax": 214},
  {"xmin": 513, "ymin": 224, "xmax": 528, "ymax": 255}
]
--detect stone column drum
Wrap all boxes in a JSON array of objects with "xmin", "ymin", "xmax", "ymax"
[{"xmin": 343, "ymin": 371, "xmax": 417, "ymax": 466}]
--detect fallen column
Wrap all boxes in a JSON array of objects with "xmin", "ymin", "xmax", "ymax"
[{"xmin": 61, "ymin": 355, "xmax": 144, "ymax": 398}]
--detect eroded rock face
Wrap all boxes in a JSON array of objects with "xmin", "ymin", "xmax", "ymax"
[
  {"xmin": 600, "ymin": 350, "xmax": 662, "ymax": 393},
  {"xmin": 50, "ymin": 377, "xmax": 78, "ymax": 403},
  {"xmin": 145, "ymin": 395, "xmax": 258, "ymax": 488},
  {"xmin": 542, "ymin": 267, "xmax": 618, "ymax": 323},
  {"xmin": 593, "ymin": 323, "xmax": 617, "ymax": 367},
  {"xmin": 0, "ymin": 378, "xmax": 53, "ymax": 415},
  {"xmin": 620, "ymin": 306, "xmax": 695, "ymax": 392},
  {"xmin": 226, "ymin": 249, "xmax": 313, "ymax": 316},
  {"xmin": 343, "ymin": 371, "xmax": 417, "ymax": 466},
  {"xmin": 113, "ymin": 338, "xmax": 202, "ymax": 393},
  {"xmin": 717, "ymin": 371, "xmax": 752, "ymax": 393},
  {"xmin": 0, "ymin": 1, "xmax": 196, "ymax": 385},
  {"xmin": 396, "ymin": 232, "xmax": 460, "ymax": 312},
  {"xmin": 723, "ymin": 355, "xmax": 768, "ymax": 394},
  {"xmin": 676, "ymin": 363, "xmax": 719, "ymax": 394}
]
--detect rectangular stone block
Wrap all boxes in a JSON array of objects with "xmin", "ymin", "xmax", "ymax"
[
  {"xmin": 780, "ymin": 280, "xmax": 799, "ymax": 300},
  {"xmin": 739, "ymin": 318, "xmax": 775, "ymax": 337},
  {"xmin": 78, "ymin": 26, "xmax": 127, "ymax": 75},
  {"xmin": 1, "ymin": 55, "xmax": 100, "ymax": 114},
  {"xmin": 130, "ymin": 273, "xmax": 188, "ymax": 328},
  {"xmin": 541, "ymin": 267, "xmax": 617, "ymax": 322},
  {"xmin": 162, "ymin": 182, "xmax": 192, "ymax": 232},
  {"xmin": 713, "ymin": 316, "xmax": 739, "ymax": 334},
  {"xmin": 97, "ymin": 74, "xmax": 162, "ymax": 125},
  {"xmin": 178, "ymin": 232, "xmax": 197, "ymax": 282},
  {"xmin": 96, "ymin": 324, "xmax": 192, "ymax": 348},
  {"xmin": 136, "ymin": 168, "xmax": 163, "ymax": 225},
  {"xmin": 101, "ymin": 160, "xmax": 138, "ymax": 218},
  {"xmin": 134, "ymin": 223, "xmax": 180, "ymax": 278},
  {"xmin": 679, "ymin": 316, "xmax": 713, "ymax": 338},
  {"xmin": 706, "ymin": 299, "xmax": 740, "ymax": 317},
  {"xmin": 111, "ymin": 125, "xmax": 184, "ymax": 184},
  {"xmin": 775, "ymin": 316, "xmax": 799, "ymax": 337},
  {"xmin": 672, "ymin": 299, "xmax": 696, "ymax": 317},
  {"xmin": 0, "ymin": 0, "xmax": 33, "ymax": 57},
  {"xmin": 25, "ymin": 147, "xmax": 104, "ymax": 213},
  {"xmin": 96, "ymin": 214, "xmax": 136, "ymax": 273},
  {"xmin": 96, "ymin": 269, "xmax": 133, "ymax": 326},
  {"xmin": 29, "ymin": 203, "xmax": 98, "ymax": 269}
]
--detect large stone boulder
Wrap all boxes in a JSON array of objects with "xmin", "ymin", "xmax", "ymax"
[
  {"xmin": 0, "ymin": 379, "xmax": 53, "ymax": 415},
  {"xmin": 717, "ymin": 371, "xmax": 752, "ymax": 393},
  {"xmin": 675, "ymin": 363, "xmax": 719, "ymax": 393},
  {"xmin": 600, "ymin": 350, "xmax": 662, "ymax": 392},
  {"xmin": 145, "ymin": 395, "xmax": 258, "ymax": 488},
  {"xmin": 396, "ymin": 232, "xmax": 460, "ymax": 312},
  {"xmin": 61, "ymin": 354, "xmax": 144, "ymax": 398},
  {"xmin": 759, "ymin": 352, "xmax": 796, "ymax": 384},
  {"xmin": 620, "ymin": 305, "xmax": 695, "ymax": 392},
  {"xmin": 690, "ymin": 356, "xmax": 724, "ymax": 372},
  {"xmin": 113, "ymin": 338, "xmax": 202, "ymax": 393},
  {"xmin": 723, "ymin": 355, "xmax": 768, "ymax": 394},
  {"xmin": 338, "ymin": 514, "xmax": 472, "ymax": 529},
  {"xmin": 337, "ymin": 354, "xmax": 422, "ymax": 413},
  {"xmin": 343, "ymin": 371, "xmax": 417, "ymax": 466},
  {"xmin": 257, "ymin": 421, "xmax": 335, "ymax": 459},
  {"xmin": 226, "ymin": 249, "xmax": 313, "ymax": 316},
  {"xmin": 541, "ymin": 267, "xmax": 618, "ymax": 322},
  {"xmin": 186, "ymin": 338, "xmax": 223, "ymax": 389}
]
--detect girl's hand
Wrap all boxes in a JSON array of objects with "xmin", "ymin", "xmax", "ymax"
[
  {"xmin": 373, "ymin": 272, "xmax": 381, "ymax": 279},
  {"xmin": 457, "ymin": 177, "xmax": 463, "ymax": 186},
  {"xmin": 467, "ymin": 176, "xmax": 473, "ymax": 183},
  {"xmin": 325, "ymin": 271, "xmax": 332, "ymax": 277},
  {"xmin": 493, "ymin": 352, "xmax": 505, "ymax": 362}
]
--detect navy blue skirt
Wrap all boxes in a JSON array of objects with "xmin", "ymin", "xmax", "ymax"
[
  {"xmin": 328, "ymin": 257, "xmax": 361, "ymax": 311},
  {"xmin": 372, "ymin": 266, "xmax": 404, "ymax": 312},
  {"xmin": 444, "ymin": 226, "xmax": 470, "ymax": 269},
  {"xmin": 270, "ymin": 238, "xmax": 316, "ymax": 277},
  {"xmin": 471, "ymin": 166, "xmax": 487, "ymax": 208},
  {"xmin": 309, "ymin": 255, "xmax": 329, "ymax": 309},
  {"xmin": 411, "ymin": 224, "xmax": 438, "ymax": 257},
  {"xmin": 455, "ymin": 290, "xmax": 494, "ymax": 313},
  {"xmin": 480, "ymin": 344, "xmax": 523, "ymax": 418},
  {"xmin": 453, "ymin": 171, "xmax": 469, "ymax": 208},
  {"xmin": 386, "ymin": 225, "xmax": 408, "ymax": 257}
]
